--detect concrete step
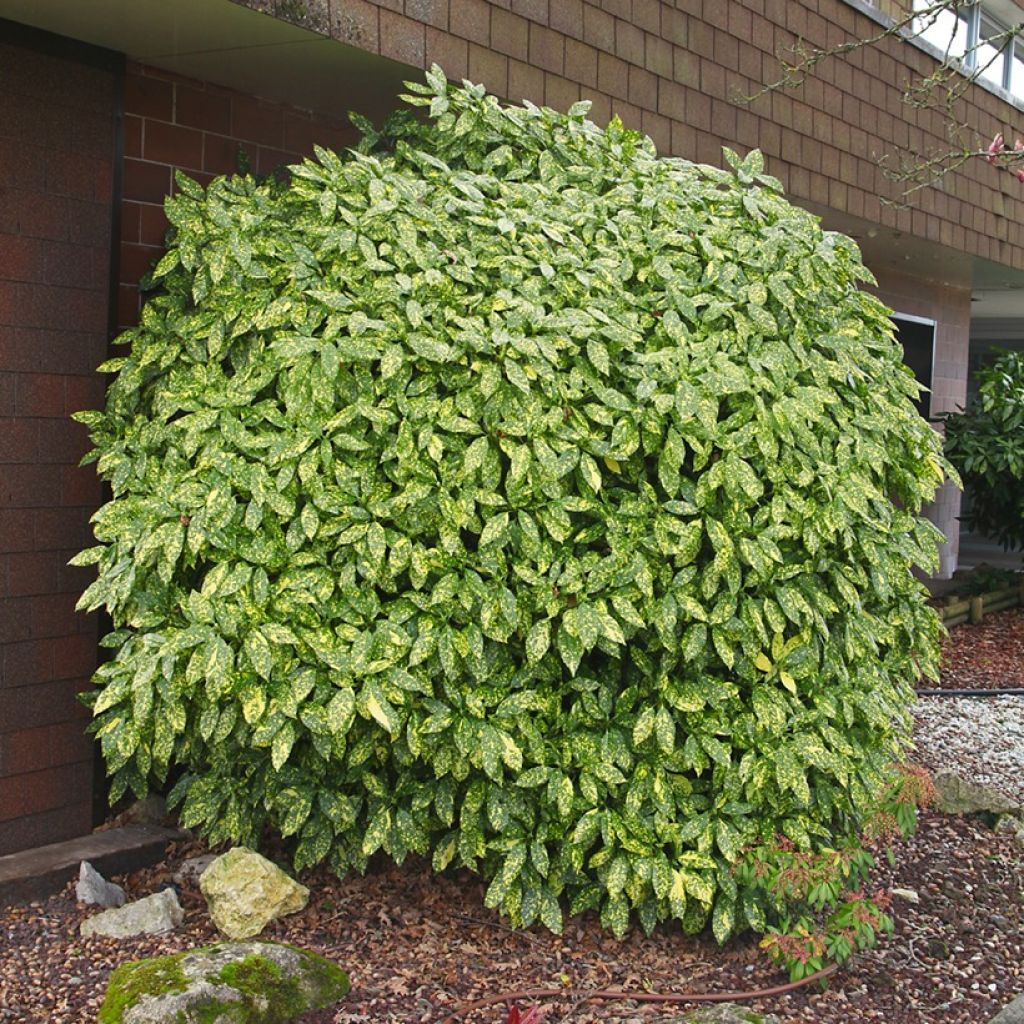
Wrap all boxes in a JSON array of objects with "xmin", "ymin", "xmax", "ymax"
[{"xmin": 0, "ymin": 824, "xmax": 187, "ymax": 906}]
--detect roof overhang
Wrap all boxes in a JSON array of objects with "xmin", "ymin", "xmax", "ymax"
[
  {"xmin": 802, "ymin": 200, "xmax": 1024, "ymax": 324},
  {"xmin": 0, "ymin": 0, "xmax": 414, "ymax": 122}
]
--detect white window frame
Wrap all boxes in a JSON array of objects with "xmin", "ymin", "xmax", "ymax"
[
  {"xmin": 847, "ymin": 0, "xmax": 1024, "ymax": 110},
  {"xmin": 911, "ymin": 0, "xmax": 1024, "ymax": 99}
]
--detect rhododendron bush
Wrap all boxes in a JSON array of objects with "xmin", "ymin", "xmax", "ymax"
[{"xmin": 74, "ymin": 68, "xmax": 948, "ymax": 942}]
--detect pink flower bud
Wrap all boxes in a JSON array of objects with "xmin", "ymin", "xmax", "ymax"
[
  {"xmin": 1016, "ymin": 167, "xmax": 1024, "ymax": 182},
  {"xmin": 987, "ymin": 132, "xmax": 1005, "ymax": 163},
  {"xmin": 1015, "ymin": 138, "xmax": 1024, "ymax": 151}
]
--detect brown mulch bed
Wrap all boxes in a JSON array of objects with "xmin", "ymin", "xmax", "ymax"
[
  {"xmin": 935, "ymin": 607, "xmax": 1024, "ymax": 690},
  {"xmin": 3, "ymin": 614, "xmax": 1023, "ymax": 1024},
  {"xmin": 1, "ymin": 812, "xmax": 1022, "ymax": 1024}
]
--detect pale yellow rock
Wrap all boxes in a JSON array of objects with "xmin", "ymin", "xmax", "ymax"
[{"xmin": 199, "ymin": 847, "xmax": 309, "ymax": 940}]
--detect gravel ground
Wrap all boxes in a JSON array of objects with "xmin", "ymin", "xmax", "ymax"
[
  {"xmin": 2, "ymin": 611, "xmax": 1022, "ymax": 1024},
  {"xmin": 912, "ymin": 695, "xmax": 1024, "ymax": 805}
]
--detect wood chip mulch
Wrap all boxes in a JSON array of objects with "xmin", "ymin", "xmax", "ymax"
[
  {"xmin": 1, "ymin": 815, "xmax": 1021, "ymax": 1024},
  {"xmin": 935, "ymin": 607, "xmax": 1024, "ymax": 690}
]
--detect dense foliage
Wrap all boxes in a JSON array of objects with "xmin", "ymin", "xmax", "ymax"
[
  {"xmin": 75, "ymin": 68, "xmax": 948, "ymax": 943},
  {"xmin": 943, "ymin": 349, "xmax": 1024, "ymax": 550}
]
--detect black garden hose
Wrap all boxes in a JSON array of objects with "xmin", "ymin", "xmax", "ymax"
[{"xmin": 916, "ymin": 688, "xmax": 1024, "ymax": 696}]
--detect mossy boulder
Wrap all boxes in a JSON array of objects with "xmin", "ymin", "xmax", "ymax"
[{"xmin": 98, "ymin": 941, "xmax": 349, "ymax": 1024}]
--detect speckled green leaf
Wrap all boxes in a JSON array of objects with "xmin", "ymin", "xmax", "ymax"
[{"xmin": 77, "ymin": 69, "xmax": 947, "ymax": 948}]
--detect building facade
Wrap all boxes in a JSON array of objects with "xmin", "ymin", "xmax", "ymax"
[{"xmin": 1, "ymin": 0, "xmax": 1021, "ymax": 854}]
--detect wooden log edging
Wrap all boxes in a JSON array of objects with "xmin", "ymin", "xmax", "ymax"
[{"xmin": 936, "ymin": 579, "xmax": 1024, "ymax": 626}]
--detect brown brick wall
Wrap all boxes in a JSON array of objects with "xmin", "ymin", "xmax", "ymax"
[
  {"xmin": 118, "ymin": 63, "xmax": 359, "ymax": 329},
  {"xmin": 288, "ymin": 0, "xmax": 1024, "ymax": 272},
  {"xmin": 0, "ymin": 32, "xmax": 117, "ymax": 855}
]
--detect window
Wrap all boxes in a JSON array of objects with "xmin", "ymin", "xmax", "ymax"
[
  {"xmin": 913, "ymin": 1, "xmax": 1024, "ymax": 98},
  {"xmin": 915, "ymin": 0, "xmax": 973, "ymax": 62},
  {"xmin": 892, "ymin": 314, "xmax": 935, "ymax": 419},
  {"xmin": 978, "ymin": 13, "xmax": 1009, "ymax": 86},
  {"xmin": 1012, "ymin": 39, "xmax": 1024, "ymax": 97}
]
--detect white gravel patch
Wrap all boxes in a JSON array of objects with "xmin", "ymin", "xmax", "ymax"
[{"xmin": 912, "ymin": 695, "xmax": 1024, "ymax": 805}]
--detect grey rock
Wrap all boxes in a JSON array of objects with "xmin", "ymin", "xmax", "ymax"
[
  {"xmin": 995, "ymin": 816, "xmax": 1024, "ymax": 848},
  {"xmin": 200, "ymin": 847, "xmax": 308, "ymax": 940},
  {"xmin": 98, "ymin": 940, "xmax": 349, "ymax": 1024},
  {"xmin": 932, "ymin": 770, "xmax": 1021, "ymax": 816},
  {"xmin": 683, "ymin": 1006, "xmax": 780, "ymax": 1024},
  {"xmin": 990, "ymin": 993, "xmax": 1024, "ymax": 1024},
  {"xmin": 891, "ymin": 887, "xmax": 920, "ymax": 904},
  {"xmin": 76, "ymin": 861, "xmax": 126, "ymax": 908},
  {"xmin": 122, "ymin": 795, "xmax": 168, "ymax": 825},
  {"xmin": 81, "ymin": 888, "xmax": 184, "ymax": 939},
  {"xmin": 172, "ymin": 854, "xmax": 217, "ymax": 887}
]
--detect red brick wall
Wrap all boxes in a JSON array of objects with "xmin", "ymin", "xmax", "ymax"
[
  {"xmin": 118, "ymin": 63, "xmax": 358, "ymax": 329},
  {"xmin": 0, "ymin": 31, "xmax": 117, "ymax": 854}
]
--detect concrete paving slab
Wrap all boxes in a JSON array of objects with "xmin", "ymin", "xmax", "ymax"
[{"xmin": 0, "ymin": 824, "xmax": 187, "ymax": 906}]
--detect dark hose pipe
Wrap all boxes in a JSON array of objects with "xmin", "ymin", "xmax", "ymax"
[
  {"xmin": 916, "ymin": 688, "xmax": 1024, "ymax": 696},
  {"xmin": 434, "ymin": 962, "xmax": 840, "ymax": 1023}
]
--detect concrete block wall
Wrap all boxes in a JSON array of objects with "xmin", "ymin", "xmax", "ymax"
[
  {"xmin": 873, "ymin": 268, "xmax": 971, "ymax": 577},
  {"xmin": 0, "ymin": 30, "xmax": 117, "ymax": 854}
]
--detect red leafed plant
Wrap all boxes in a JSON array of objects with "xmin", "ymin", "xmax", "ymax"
[{"xmin": 507, "ymin": 1007, "xmax": 545, "ymax": 1024}]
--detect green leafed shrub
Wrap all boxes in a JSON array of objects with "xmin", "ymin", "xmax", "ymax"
[
  {"xmin": 75, "ymin": 68, "xmax": 948, "ymax": 943},
  {"xmin": 942, "ymin": 349, "xmax": 1024, "ymax": 551}
]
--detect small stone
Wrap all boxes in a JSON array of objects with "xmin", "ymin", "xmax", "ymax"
[
  {"xmin": 76, "ymin": 861, "xmax": 126, "ymax": 908},
  {"xmin": 891, "ymin": 887, "xmax": 920, "ymax": 904},
  {"xmin": 172, "ymin": 854, "xmax": 216, "ymax": 887},
  {"xmin": 200, "ymin": 847, "xmax": 309, "ymax": 940},
  {"xmin": 121, "ymin": 794, "xmax": 168, "ymax": 825},
  {"xmin": 97, "ymin": 940, "xmax": 349, "ymax": 1024},
  {"xmin": 991, "ymin": 993, "xmax": 1024, "ymax": 1024},
  {"xmin": 81, "ymin": 889, "xmax": 184, "ymax": 939}
]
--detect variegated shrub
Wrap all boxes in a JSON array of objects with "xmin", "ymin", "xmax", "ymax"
[{"xmin": 75, "ymin": 68, "xmax": 949, "ymax": 942}]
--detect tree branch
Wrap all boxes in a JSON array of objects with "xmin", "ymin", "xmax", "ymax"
[{"xmin": 739, "ymin": 0, "xmax": 1024, "ymax": 204}]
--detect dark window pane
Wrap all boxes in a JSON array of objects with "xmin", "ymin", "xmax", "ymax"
[{"xmin": 893, "ymin": 316, "xmax": 935, "ymax": 418}]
